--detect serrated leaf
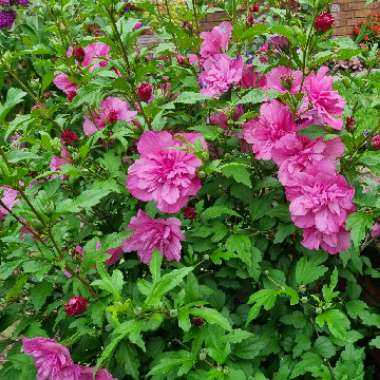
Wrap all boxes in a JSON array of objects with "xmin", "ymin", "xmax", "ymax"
[
  {"xmin": 30, "ymin": 282, "xmax": 54, "ymax": 311},
  {"xmin": 0, "ymin": 88, "xmax": 27, "ymax": 123},
  {"xmin": 346, "ymin": 212, "xmax": 374, "ymax": 248},
  {"xmin": 220, "ymin": 162, "xmax": 252, "ymax": 188},
  {"xmin": 295, "ymin": 255, "xmax": 328, "ymax": 285},
  {"xmin": 316, "ymin": 309, "xmax": 351, "ymax": 341},
  {"xmin": 174, "ymin": 91, "xmax": 210, "ymax": 104},
  {"xmin": 314, "ymin": 336, "xmax": 336, "ymax": 358},
  {"xmin": 202, "ymin": 206, "xmax": 241, "ymax": 220},
  {"xmin": 369, "ymin": 336, "xmax": 380, "ymax": 349},
  {"xmin": 274, "ymin": 224, "xmax": 296, "ymax": 244}
]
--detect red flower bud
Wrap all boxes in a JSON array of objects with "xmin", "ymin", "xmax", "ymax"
[
  {"xmin": 249, "ymin": 4, "xmax": 260, "ymax": 12},
  {"xmin": 183, "ymin": 207, "xmax": 197, "ymax": 220},
  {"xmin": 176, "ymin": 53, "xmax": 187, "ymax": 65},
  {"xmin": 137, "ymin": 82, "xmax": 153, "ymax": 102},
  {"xmin": 64, "ymin": 296, "xmax": 88, "ymax": 316},
  {"xmin": 61, "ymin": 129, "xmax": 78, "ymax": 145},
  {"xmin": 346, "ymin": 116, "xmax": 355, "ymax": 130},
  {"xmin": 192, "ymin": 316, "xmax": 205, "ymax": 326},
  {"xmin": 246, "ymin": 15, "xmax": 254, "ymax": 26},
  {"xmin": 72, "ymin": 47, "xmax": 85, "ymax": 61},
  {"xmin": 314, "ymin": 12, "xmax": 334, "ymax": 32},
  {"xmin": 66, "ymin": 91, "xmax": 76, "ymax": 102},
  {"xmin": 372, "ymin": 134, "xmax": 380, "ymax": 150}
]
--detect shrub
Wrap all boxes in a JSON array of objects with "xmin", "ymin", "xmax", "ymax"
[{"xmin": 0, "ymin": 0, "xmax": 380, "ymax": 379}]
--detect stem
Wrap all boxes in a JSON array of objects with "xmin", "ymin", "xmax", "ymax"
[
  {"xmin": 191, "ymin": 0, "xmax": 200, "ymax": 34},
  {"xmin": 299, "ymin": 11, "xmax": 318, "ymax": 91},
  {"xmin": 0, "ymin": 199, "xmax": 47, "ymax": 244},
  {"xmin": 164, "ymin": 0, "xmax": 179, "ymax": 49},
  {"xmin": 3, "ymin": 64, "xmax": 39, "ymax": 103},
  {"xmin": 104, "ymin": 5, "xmax": 152, "ymax": 130}
]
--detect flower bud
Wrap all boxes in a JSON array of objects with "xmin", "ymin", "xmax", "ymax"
[
  {"xmin": 192, "ymin": 316, "xmax": 205, "ymax": 327},
  {"xmin": 61, "ymin": 129, "xmax": 78, "ymax": 145},
  {"xmin": 371, "ymin": 134, "xmax": 380, "ymax": 150},
  {"xmin": 137, "ymin": 82, "xmax": 153, "ymax": 102},
  {"xmin": 314, "ymin": 12, "xmax": 334, "ymax": 33},
  {"xmin": 64, "ymin": 296, "xmax": 88, "ymax": 316},
  {"xmin": 183, "ymin": 207, "xmax": 197, "ymax": 220}
]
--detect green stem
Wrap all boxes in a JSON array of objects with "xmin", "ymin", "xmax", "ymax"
[{"xmin": 104, "ymin": 4, "xmax": 152, "ymax": 130}]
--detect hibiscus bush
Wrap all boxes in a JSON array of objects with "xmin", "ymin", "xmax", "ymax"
[{"xmin": 1, "ymin": 0, "xmax": 380, "ymax": 379}]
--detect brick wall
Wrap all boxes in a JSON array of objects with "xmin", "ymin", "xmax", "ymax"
[
  {"xmin": 155, "ymin": 1, "xmax": 380, "ymax": 37},
  {"xmin": 331, "ymin": 0, "xmax": 380, "ymax": 36}
]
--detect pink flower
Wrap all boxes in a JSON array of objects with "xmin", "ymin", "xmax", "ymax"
[
  {"xmin": 127, "ymin": 131, "xmax": 205, "ymax": 213},
  {"xmin": 371, "ymin": 222, "xmax": 380, "ymax": 239},
  {"xmin": 0, "ymin": 186, "xmax": 18, "ymax": 220},
  {"xmin": 272, "ymin": 135, "xmax": 344, "ymax": 185},
  {"xmin": 82, "ymin": 42, "xmax": 110, "ymax": 71},
  {"xmin": 243, "ymin": 100, "xmax": 296, "ymax": 160},
  {"xmin": 264, "ymin": 66, "xmax": 302, "ymax": 94},
  {"xmin": 199, "ymin": 21, "xmax": 232, "ymax": 58},
  {"xmin": 22, "ymin": 338, "xmax": 117, "ymax": 380},
  {"xmin": 50, "ymin": 146, "xmax": 71, "ymax": 173},
  {"xmin": 22, "ymin": 337, "xmax": 74, "ymax": 380},
  {"xmin": 199, "ymin": 54, "xmax": 243, "ymax": 98},
  {"xmin": 302, "ymin": 226, "xmax": 351, "ymax": 254},
  {"xmin": 122, "ymin": 210, "xmax": 184, "ymax": 264},
  {"xmin": 302, "ymin": 66, "xmax": 345, "ymax": 130},
  {"xmin": 76, "ymin": 366, "xmax": 116, "ymax": 380},
  {"xmin": 239, "ymin": 65, "xmax": 266, "ymax": 88},
  {"xmin": 83, "ymin": 96, "xmax": 137, "ymax": 136},
  {"xmin": 53, "ymin": 73, "xmax": 78, "ymax": 101},
  {"xmin": 287, "ymin": 167, "xmax": 355, "ymax": 236}
]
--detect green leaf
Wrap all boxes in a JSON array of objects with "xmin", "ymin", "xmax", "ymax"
[
  {"xmin": 345, "ymin": 300, "xmax": 368, "ymax": 319},
  {"xmin": 291, "ymin": 352, "xmax": 330, "ymax": 379},
  {"xmin": 190, "ymin": 307, "xmax": 232, "ymax": 331},
  {"xmin": 202, "ymin": 206, "xmax": 241, "ymax": 220},
  {"xmin": 75, "ymin": 189, "xmax": 112, "ymax": 209},
  {"xmin": 30, "ymin": 282, "xmax": 54, "ymax": 311},
  {"xmin": 149, "ymin": 250, "xmax": 162, "ymax": 283},
  {"xmin": 247, "ymin": 289, "xmax": 278, "ymax": 323},
  {"xmin": 295, "ymin": 254, "xmax": 328, "ymax": 285},
  {"xmin": 92, "ymin": 266, "xmax": 124, "ymax": 301},
  {"xmin": 322, "ymin": 268, "xmax": 339, "ymax": 303},
  {"xmin": 96, "ymin": 320, "xmax": 143, "ymax": 371},
  {"xmin": 116, "ymin": 343, "xmax": 140, "ymax": 380},
  {"xmin": 220, "ymin": 162, "xmax": 252, "ymax": 188},
  {"xmin": 274, "ymin": 224, "xmax": 296, "ymax": 244},
  {"xmin": 314, "ymin": 336, "xmax": 336, "ymax": 359},
  {"xmin": 298, "ymin": 125, "xmax": 327, "ymax": 139},
  {"xmin": 238, "ymin": 89, "xmax": 265, "ymax": 105},
  {"xmin": 6, "ymin": 150, "xmax": 40, "ymax": 163},
  {"xmin": 145, "ymin": 267, "xmax": 193, "ymax": 306},
  {"xmin": 346, "ymin": 212, "xmax": 374, "ymax": 248},
  {"xmin": 174, "ymin": 91, "xmax": 210, "ymax": 104},
  {"xmin": 316, "ymin": 309, "xmax": 351, "ymax": 341},
  {"xmin": 369, "ymin": 336, "xmax": 380, "ymax": 349},
  {"xmin": 147, "ymin": 350, "xmax": 194, "ymax": 377},
  {"xmin": 0, "ymin": 88, "xmax": 27, "ymax": 123}
]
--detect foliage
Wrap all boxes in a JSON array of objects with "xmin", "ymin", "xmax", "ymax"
[{"xmin": 0, "ymin": 0, "xmax": 380, "ymax": 379}]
